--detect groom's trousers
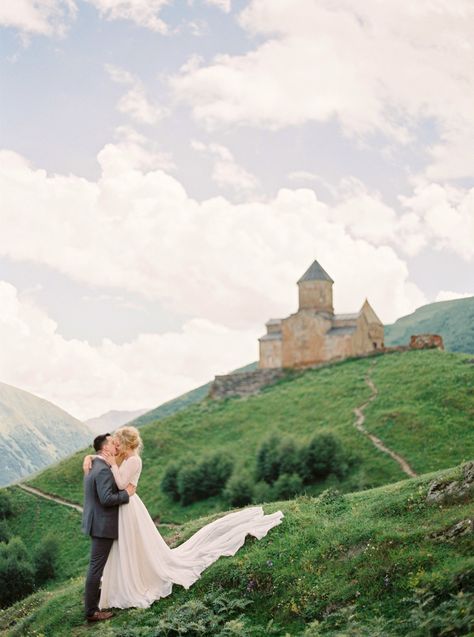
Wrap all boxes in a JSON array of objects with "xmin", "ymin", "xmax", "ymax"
[{"xmin": 84, "ymin": 536, "xmax": 114, "ymax": 617}]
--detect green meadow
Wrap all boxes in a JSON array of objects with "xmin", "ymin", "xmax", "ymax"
[{"xmin": 1, "ymin": 349, "xmax": 473, "ymax": 635}]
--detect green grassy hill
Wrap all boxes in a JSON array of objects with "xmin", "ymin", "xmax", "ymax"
[
  {"xmin": 1, "ymin": 460, "xmax": 473, "ymax": 636},
  {"xmin": 1, "ymin": 349, "xmax": 473, "ymax": 636},
  {"xmin": 27, "ymin": 350, "xmax": 473, "ymax": 523},
  {"xmin": 385, "ymin": 296, "xmax": 474, "ymax": 354}
]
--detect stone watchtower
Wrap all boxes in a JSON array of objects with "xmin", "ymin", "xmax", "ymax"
[{"xmin": 297, "ymin": 260, "xmax": 334, "ymax": 314}]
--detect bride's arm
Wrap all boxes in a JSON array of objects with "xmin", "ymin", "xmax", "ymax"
[
  {"xmin": 104, "ymin": 454, "xmax": 140, "ymax": 491},
  {"xmin": 82, "ymin": 454, "xmax": 97, "ymax": 475}
]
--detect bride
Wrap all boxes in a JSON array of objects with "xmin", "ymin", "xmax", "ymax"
[{"xmin": 83, "ymin": 426, "xmax": 284, "ymax": 610}]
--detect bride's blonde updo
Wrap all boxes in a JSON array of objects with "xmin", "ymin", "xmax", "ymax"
[{"xmin": 114, "ymin": 426, "xmax": 143, "ymax": 457}]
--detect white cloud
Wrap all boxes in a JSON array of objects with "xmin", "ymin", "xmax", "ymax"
[
  {"xmin": 106, "ymin": 64, "xmax": 169, "ymax": 125},
  {"xmin": 117, "ymin": 85, "xmax": 168, "ymax": 125},
  {"xmin": 435, "ymin": 290, "xmax": 473, "ymax": 302},
  {"xmin": 0, "ymin": 281, "xmax": 259, "ymax": 420},
  {"xmin": 399, "ymin": 182, "xmax": 474, "ymax": 261},
  {"xmin": 204, "ymin": 0, "xmax": 231, "ymax": 13},
  {"xmin": 0, "ymin": 0, "xmax": 76, "ymax": 37},
  {"xmin": 87, "ymin": 0, "xmax": 170, "ymax": 33},
  {"xmin": 191, "ymin": 140, "xmax": 259, "ymax": 192},
  {"xmin": 170, "ymin": 0, "xmax": 474, "ymax": 178},
  {"xmin": 105, "ymin": 63, "xmax": 135, "ymax": 85},
  {"xmin": 0, "ymin": 134, "xmax": 427, "ymax": 333}
]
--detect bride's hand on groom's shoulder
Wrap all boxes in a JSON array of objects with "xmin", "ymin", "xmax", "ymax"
[{"xmin": 83, "ymin": 455, "xmax": 93, "ymax": 474}]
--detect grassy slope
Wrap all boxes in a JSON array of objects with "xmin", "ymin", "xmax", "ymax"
[
  {"xmin": 5, "ymin": 487, "xmax": 89, "ymax": 580},
  {"xmin": 1, "ymin": 461, "xmax": 473, "ymax": 636},
  {"xmin": 363, "ymin": 352, "xmax": 474, "ymax": 473},
  {"xmin": 385, "ymin": 296, "xmax": 474, "ymax": 354},
  {"xmin": 27, "ymin": 351, "xmax": 473, "ymax": 526}
]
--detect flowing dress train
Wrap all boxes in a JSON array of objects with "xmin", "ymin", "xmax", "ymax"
[{"xmin": 99, "ymin": 455, "xmax": 284, "ymax": 609}]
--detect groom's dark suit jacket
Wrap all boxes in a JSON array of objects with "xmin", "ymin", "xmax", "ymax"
[{"xmin": 82, "ymin": 458, "xmax": 129, "ymax": 539}]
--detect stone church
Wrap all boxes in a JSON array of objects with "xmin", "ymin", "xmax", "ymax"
[{"xmin": 259, "ymin": 260, "xmax": 384, "ymax": 369}]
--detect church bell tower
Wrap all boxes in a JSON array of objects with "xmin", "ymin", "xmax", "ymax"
[{"xmin": 297, "ymin": 259, "xmax": 334, "ymax": 315}]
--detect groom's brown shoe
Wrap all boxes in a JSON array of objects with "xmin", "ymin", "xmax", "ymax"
[{"xmin": 86, "ymin": 610, "xmax": 114, "ymax": 622}]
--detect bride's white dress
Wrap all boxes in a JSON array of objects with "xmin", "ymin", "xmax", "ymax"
[{"xmin": 99, "ymin": 455, "xmax": 284, "ymax": 609}]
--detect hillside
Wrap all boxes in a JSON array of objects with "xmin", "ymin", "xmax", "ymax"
[
  {"xmin": 385, "ymin": 296, "xmax": 474, "ymax": 353},
  {"xmin": 26, "ymin": 350, "xmax": 474, "ymax": 524},
  {"xmin": 0, "ymin": 382, "xmax": 91, "ymax": 487},
  {"xmin": 1, "ymin": 459, "xmax": 473, "ymax": 636}
]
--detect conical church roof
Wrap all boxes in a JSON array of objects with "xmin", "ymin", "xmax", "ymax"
[{"xmin": 297, "ymin": 260, "xmax": 334, "ymax": 284}]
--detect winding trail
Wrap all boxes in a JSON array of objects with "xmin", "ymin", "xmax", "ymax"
[
  {"xmin": 353, "ymin": 361, "xmax": 417, "ymax": 478},
  {"xmin": 16, "ymin": 483, "xmax": 181, "ymax": 529},
  {"xmin": 17, "ymin": 483, "xmax": 84, "ymax": 512}
]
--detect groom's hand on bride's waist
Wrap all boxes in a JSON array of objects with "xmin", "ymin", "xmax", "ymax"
[{"xmin": 126, "ymin": 485, "xmax": 136, "ymax": 496}]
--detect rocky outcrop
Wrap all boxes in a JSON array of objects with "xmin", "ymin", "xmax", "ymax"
[
  {"xmin": 426, "ymin": 461, "xmax": 474, "ymax": 505},
  {"xmin": 428, "ymin": 518, "xmax": 473, "ymax": 542},
  {"xmin": 209, "ymin": 369, "xmax": 286, "ymax": 400},
  {"xmin": 409, "ymin": 334, "xmax": 444, "ymax": 350}
]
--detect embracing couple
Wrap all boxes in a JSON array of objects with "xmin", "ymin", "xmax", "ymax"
[{"xmin": 82, "ymin": 426, "xmax": 284, "ymax": 623}]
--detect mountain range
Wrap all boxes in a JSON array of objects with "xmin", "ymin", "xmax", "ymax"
[
  {"xmin": 85, "ymin": 408, "xmax": 149, "ymax": 436},
  {"xmin": 0, "ymin": 381, "xmax": 91, "ymax": 487}
]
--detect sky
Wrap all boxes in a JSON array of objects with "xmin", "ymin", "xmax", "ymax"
[{"xmin": 0, "ymin": 0, "xmax": 473, "ymax": 421}]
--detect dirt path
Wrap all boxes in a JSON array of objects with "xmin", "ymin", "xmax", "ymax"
[
  {"xmin": 353, "ymin": 361, "xmax": 417, "ymax": 478},
  {"xmin": 17, "ymin": 483, "xmax": 84, "ymax": 513},
  {"xmin": 16, "ymin": 483, "xmax": 181, "ymax": 529}
]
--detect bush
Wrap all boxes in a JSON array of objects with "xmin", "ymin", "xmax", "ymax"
[
  {"xmin": 0, "ymin": 537, "xmax": 35, "ymax": 608},
  {"xmin": 0, "ymin": 520, "xmax": 10, "ymax": 544},
  {"xmin": 0, "ymin": 492, "xmax": 12, "ymax": 519},
  {"xmin": 300, "ymin": 433, "xmax": 342, "ymax": 483},
  {"xmin": 224, "ymin": 473, "xmax": 254, "ymax": 507},
  {"xmin": 278, "ymin": 438, "xmax": 301, "ymax": 476},
  {"xmin": 255, "ymin": 434, "xmax": 282, "ymax": 484},
  {"xmin": 252, "ymin": 481, "xmax": 274, "ymax": 504},
  {"xmin": 34, "ymin": 535, "xmax": 59, "ymax": 586},
  {"xmin": 273, "ymin": 473, "xmax": 303, "ymax": 500},
  {"xmin": 161, "ymin": 462, "xmax": 181, "ymax": 502},
  {"xmin": 174, "ymin": 453, "xmax": 234, "ymax": 506}
]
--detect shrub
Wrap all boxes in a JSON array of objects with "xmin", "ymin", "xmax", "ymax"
[
  {"xmin": 177, "ymin": 463, "xmax": 201, "ymax": 506},
  {"xmin": 0, "ymin": 520, "xmax": 10, "ymax": 544},
  {"xmin": 161, "ymin": 462, "xmax": 181, "ymax": 502},
  {"xmin": 278, "ymin": 438, "xmax": 301, "ymax": 476},
  {"xmin": 255, "ymin": 434, "xmax": 282, "ymax": 484},
  {"xmin": 175, "ymin": 453, "xmax": 234, "ymax": 506},
  {"xmin": 0, "ymin": 537, "xmax": 35, "ymax": 608},
  {"xmin": 300, "ymin": 433, "xmax": 342, "ymax": 483},
  {"xmin": 252, "ymin": 481, "xmax": 274, "ymax": 504},
  {"xmin": 224, "ymin": 473, "xmax": 254, "ymax": 507},
  {"xmin": 0, "ymin": 492, "xmax": 12, "ymax": 519},
  {"xmin": 273, "ymin": 473, "xmax": 303, "ymax": 500},
  {"xmin": 34, "ymin": 535, "xmax": 59, "ymax": 586}
]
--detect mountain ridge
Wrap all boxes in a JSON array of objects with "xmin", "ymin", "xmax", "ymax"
[{"xmin": 0, "ymin": 381, "xmax": 91, "ymax": 487}]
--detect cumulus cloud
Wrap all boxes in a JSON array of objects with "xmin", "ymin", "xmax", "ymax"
[
  {"xmin": 0, "ymin": 0, "xmax": 76, "ymax": 37},
  {"xmin": 106, "ymin": 64, "xmax": 169, "ymax": 125},
  {"xmin": 191, "ymin": 140, "xmax": 259, "ymax": 192},
  {"xmin": 399, "ymin": 182, "xmax": 474, "ymax": 261},
  {"xmin": 435, "ymin": 290, "xmax": 473, "ymax": 302},
  {"xmin": 0, "ymin": 132, "xmax": 427, "ymax": 333},
  {"xmin": 87, "ymin": 0, "xmax": 170, "ymax": 33},
  {"xmin": 170, "ymin": 0, "xmax": 474, "ymax": 179},
  {"xmin": 0, "ymin": 281, "xmax": 259, "ymax": 419}
]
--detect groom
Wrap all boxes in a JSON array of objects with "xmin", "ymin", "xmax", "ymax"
[{"xmin": 82, "ymin": 433, "xmax": 135, "ymax": 623}]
